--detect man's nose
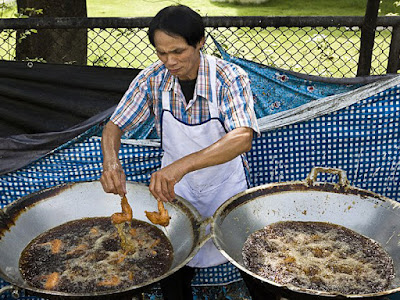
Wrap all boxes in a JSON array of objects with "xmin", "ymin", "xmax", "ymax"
[{"xmin": 165, "ymin": 54, "xmax": 177, "ymax": 66}]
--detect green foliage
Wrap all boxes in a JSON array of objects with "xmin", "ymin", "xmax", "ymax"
[
  {"xmin": 0, "ymin": 1, "xmax": 16, "ymax": 18},
  {"xmin": 380, "ymin": 0, "xmax": 400, "ymax": 15},
  {"xmin": 17, "ymin": 28, "xmax": 37, "ymax": 43},
  {"xmin": 14, "ymin": 7, "xmax": 43, "ymax": 18}
]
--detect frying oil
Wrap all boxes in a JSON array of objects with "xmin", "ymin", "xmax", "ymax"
[
  {"xmin": 19, "ymin": 217, "xmax": 173, "ymax": 293},
  {"xmin": 242, "ymin": 221, "xmax": 395, "ymax": 294}
]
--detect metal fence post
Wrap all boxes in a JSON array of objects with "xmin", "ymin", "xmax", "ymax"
[
  {"xmin": 357, "ymin": 0, "xmax": 380, "ymax": 76},
  {"xmin": 387, "ymin": 23, "xmax": 400, "ymax": 73}
]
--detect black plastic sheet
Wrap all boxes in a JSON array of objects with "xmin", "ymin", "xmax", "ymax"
[{"xmin": 0, "ymin": 60, "xmax": 140, "ymax": 175}]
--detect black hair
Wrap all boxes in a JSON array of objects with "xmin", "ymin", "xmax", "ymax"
[{"xmin": 148, "ymin": 5, "xmax": 205, "ymax": 48}]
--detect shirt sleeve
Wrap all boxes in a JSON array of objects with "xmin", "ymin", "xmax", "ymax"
[
  {"xmin": 110, "ymin": 70, "xmax": 152, "ymax": 133},
  {"xmin": 220, "ymin": 71, "xmax": 260, "ymax": 137}
]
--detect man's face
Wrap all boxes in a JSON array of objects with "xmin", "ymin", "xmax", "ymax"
[{"xmin": 154, "ymin": 30, "xmax": 204, "ymax": 81}]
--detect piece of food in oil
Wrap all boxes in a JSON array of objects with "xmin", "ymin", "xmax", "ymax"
[
  {"xmin": 111, "ymin": 195, "xmax": 137, "ymax": 253},
  {"xmin": 145, "ymin": 200, "xmax": 170, "ymax": 227},
  {"xmin": 19, "ymin": 217, "xmax": 173, "ymax": 293},
  {"xmin": 111, "ymin": 195, "xmax": 132, "ymax": 225},
  {"xmin": 242, "ymin": 221, "xmax": 395, "ymax": 295}
]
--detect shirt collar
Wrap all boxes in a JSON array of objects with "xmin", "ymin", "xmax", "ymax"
[
  {"xmin": 159, "ymin": 53, "xmax": 212, "ymax": 101},
  {"xmin": 159, "ymin": 65, "xmax": 175, "ymax": 92},
  {"xmin": 196, "ymin": 52, "xmax": 212, "ymax": 101}
]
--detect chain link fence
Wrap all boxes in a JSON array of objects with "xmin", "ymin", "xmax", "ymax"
[{"xmin": 0, "ymin": 16, "xmax": 399, "ymax": 77}]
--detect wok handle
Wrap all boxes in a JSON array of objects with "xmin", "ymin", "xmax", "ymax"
[
  {"xmin": 306, "ymin": 167, "xmax": 349, "ymax": 188},
  {"xmin": 197, "ymin": 217, "xmax": 212, "ymax": 247}
]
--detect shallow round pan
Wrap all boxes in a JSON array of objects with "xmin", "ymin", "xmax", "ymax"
[
  {"xmin": 212, "ymin": 167, "xmax": 400, "ymax": 299},
  {"xmin": 0, "ymin": 181, "xmax": 207, "ymax": 299}
]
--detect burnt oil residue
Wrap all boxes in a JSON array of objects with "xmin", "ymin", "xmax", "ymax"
[
  {"xmin": 0, "ymin": 184, "xmax": 73, "ymax": 237},
  {"xmin": 0, "ymin": 208, "xmax": 12, "ymax": 234},
  {"xmin": 219, "ymin": 181, "xmax": 390, "ymax": 221},
  {"xmin": 19, "ymin": 217, "xmax": 173, "ymax": 294}
]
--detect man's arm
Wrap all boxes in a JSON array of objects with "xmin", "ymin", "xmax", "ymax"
[
  {"xmin": 149, "ymin": 127, "xmax": 253, "ymax": 202},
  {"xmin": 100, "ymin": 121, "xmax": 126, "ymax": 196}
]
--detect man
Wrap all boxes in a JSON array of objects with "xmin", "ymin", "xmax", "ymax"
[{"xmin": 100, "ymin": 5, "xmax": 274, "ymax": 300}]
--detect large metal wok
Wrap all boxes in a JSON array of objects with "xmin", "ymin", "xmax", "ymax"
[
  {"xmin": 211, "ymin": 167, "xmax": 400, "ymax": 299},
  {"xmin": 0, "ymin": 181, "xmax": 207, "ymax": 299}
]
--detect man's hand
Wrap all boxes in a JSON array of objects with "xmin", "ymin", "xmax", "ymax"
[
  {"xmin": 100, "ymin": 121, "xmax": 125, "ymax": 196},
  {"xmin": 100, "ymin": 160, "xmax": 127, "ymax": 196},
  {"xmin": 149, "ymin": 162, "xmax": 186, "ymax": 202},
  {"xmin": 149, "ymin": 127, "xmax": 253, "ymax": 202}
]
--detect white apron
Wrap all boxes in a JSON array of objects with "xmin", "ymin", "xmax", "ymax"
[{"xmin": 161, "ymin": 56, "xmax": 248, "ymax": 268}]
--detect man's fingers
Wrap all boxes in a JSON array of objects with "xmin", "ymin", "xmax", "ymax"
[
  {"xmin": 110, "ymin": 170, "xmax": 124, "ymax": 195},
  {"xmin": 149, "ymin": 168, "xmax": 179, "ymax": 202},
  {"xmin": 155, "ymin": 176, "xmax": 169, "ymax": 202},
  {"xmin": 100, "ymin": 175, "xmax": 109, "ymax": 192},
  {"xmin": 100, "ymin": 173, "xmax": 116, "ymax": 194},
  {"xmin": 119, "ymin": 171, "xmax": 127, "ymax": 196},
  {"xmin": 149, "ymin": 174, "xmax": 156, "ymax": 196},
  {"xmin": 150, "ymin": 173, "xmax": 168, "ymax": 202},
  {"xmin": 167, "ymin": 179, "xmax": 176, "ymax": 200},
  {"xmin": 100, "ymin": 167, "xmax": 126, "ymax": 195},
  {"xmin": 160, "ymin": 179, "xmax": 171, "ymax": 202}
]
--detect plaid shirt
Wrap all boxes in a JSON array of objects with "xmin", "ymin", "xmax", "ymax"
[{"xmin": 111, "ymin": 52, "xmax": 259, "ymax": 137}]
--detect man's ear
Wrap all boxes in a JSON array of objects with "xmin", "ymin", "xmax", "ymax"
[{"xmin": 198, "ymin": 36, "xmax": 206, "ymax": 50}]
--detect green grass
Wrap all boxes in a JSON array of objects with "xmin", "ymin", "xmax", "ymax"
[
  {"xmin": 84, "ymin": 0, "xmax": 399, "ymax": 17},
  {"xmin": 87, "ymin": 0, "xmax": 400, "ymax": 17},
  {"xmin": 86, "ymin": 0, "xmax": 365, "ymax": 17},
  {"xmin": 90, "ymin": 0, "xmax": 399, "ymax": 17},
  {"xmin": 2, "ymin": 0, "xmax": 400, "ymax": 18}
]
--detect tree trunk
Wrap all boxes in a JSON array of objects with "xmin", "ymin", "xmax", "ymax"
[{"xmin": 16, "ymin": 0, "xmax": 87, "ymax": 65}]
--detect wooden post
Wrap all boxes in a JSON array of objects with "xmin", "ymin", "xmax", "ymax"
[{"xmin": 357, "ymin": 0, "xmax": 380, "ymax": 76}]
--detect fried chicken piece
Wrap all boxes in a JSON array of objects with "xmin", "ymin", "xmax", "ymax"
[
  {"xmin": 109, "ymin": 250, "xmax": 130, "ymax": 264},
  {"xmin": 283, "ymin": 256, "xmax": 296, "ymax": 264},
  {"xmin": 145, "ymin": 200, "xmax": 170, "ymax": 227},
  {"xmin": 128, "ymin": 271, "xmax": 134, "ymax": 281},
  {"xmin": 111, "ymin": 195, "xmax": 132, "ymax": 224},
  {"xmin": 97, "ymin": 275, "xmax": 121, "ymax": 287},
  {"xmin": 44, "ymin": 272, "xmax": 60, "ymax": 290},
  {"xmin": 150, "ymin": 238, "xmax": 160, "ymax": 248},
  {"xmin": 89, "ymin": 227, "xmax": 99, "ymax": 235},
  {"xmin": 40, "ymin": 239, "xmax": 63, "ymax": 254},
  {"xmin": 66, "ymin": 243, "xmax": 88, "ymax": 255}
]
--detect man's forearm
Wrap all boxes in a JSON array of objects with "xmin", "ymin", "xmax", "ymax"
[
  {"xmin": 149, "ymin": 126, "xmax": 254, "ymax": 202},
  {"xmin": 100, "ymin": 121, "xmax": 127, "ymax": 195},
  {"xmin": 101, "ymin": 121, "xmax": 123, "ymax": 165},
  {"xmin": 175, "ymin": 127, "xmax": 253, "ymax": 176}
]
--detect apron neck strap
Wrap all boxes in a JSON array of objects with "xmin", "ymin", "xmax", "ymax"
[
  {"xmin": 162, "ymin": 90, "xmax": 169, "ymax": 110},
  {"xmin": 207, "ymin": 55, "xmax": 219, "ymax": 119},
  {"xmin": 161, "ymin": 56, "xmax": 218, "ymax": 118}
]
